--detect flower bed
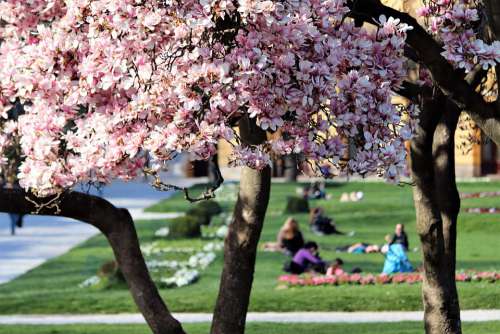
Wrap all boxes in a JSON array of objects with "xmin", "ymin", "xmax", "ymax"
[
  {"xmin": 463, "ymin": 207, "xmax": 500, "ymax": 214},
  {"xmin": 79, "ymin": 241, "xmax": 224, "ymax": 289},
  {"xmin": 460, "ymin": 191, "xmax": 500, "ymax": 199},
  {"xmin": 278, "ymin": 271, "xmax": 500, "ymax": 287}
]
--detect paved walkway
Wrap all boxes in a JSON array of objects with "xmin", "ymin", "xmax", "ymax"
[
  {"xmin": 1, "ymin": 310, "xmax": 500, "ymax": 324},
  {"xmin": 0, "ymin": 177, "xmax": 198, "ymax": 284}
]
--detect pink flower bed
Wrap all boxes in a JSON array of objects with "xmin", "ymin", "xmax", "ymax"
[
  {"xmin": 460, "ymin": 191, "xmax": 500, "ymax": 199},
  {"xmin": 463, "ymin": 207, "xmax": 500, "ymax": 214},
  {"xmin": 278, "ymin": 272, "xmax": 500, "ymax": 287}
]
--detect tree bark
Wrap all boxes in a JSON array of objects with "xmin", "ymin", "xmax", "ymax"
[
  {"xmin": 410, "ymin": 93, "xmax": 462, "ymax": 334},
  {"xmin": 484, "ymin": 0, "xmax": 500, "ymax": 41},
  {"xmin": 430, "ymin": 100, "xmax": 461, "ymax": 334},
  {"xmin": 0, "ymin": 189, "xmax": 185, "ymax": 334},
  {"xmin": 210, "ymin": 115, "xmax": 271, "ymax": 334}
]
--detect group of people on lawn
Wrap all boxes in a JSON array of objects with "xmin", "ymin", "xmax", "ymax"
[{"xmin": 265, "ymin": 210, "xmax": 414, "ymax": 276}]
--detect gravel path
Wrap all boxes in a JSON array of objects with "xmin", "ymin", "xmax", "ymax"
[{"xmin": 1, "ymin": 310, "xmax": 499, "ymax": 324}]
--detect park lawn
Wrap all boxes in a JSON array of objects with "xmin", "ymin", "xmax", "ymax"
[
  {"xmin": 0, "ymin": 181, "xmax": 499, "ymax": 314},
  {"xmin": 1, "ymin": 322, "xmax": 500, "ymax": 334}
]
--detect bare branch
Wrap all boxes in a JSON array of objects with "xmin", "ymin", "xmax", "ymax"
[{"xmin": 145, "ymin": 155, "xmax": 224, "ymax": 203}]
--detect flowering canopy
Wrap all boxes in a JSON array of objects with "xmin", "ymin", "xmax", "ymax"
[
  {"xmin": 0, "ymin": 0, "xmax": 495, "ymax": 196},
  {"xmin": 418, "ymin": 0, "xmax": 500, "ymax": 72}
]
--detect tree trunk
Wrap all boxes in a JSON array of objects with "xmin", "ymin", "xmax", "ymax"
[
  {"xmin": 431, "ymin": 101, "xmax": 461, "ymax": 334},
  {"xmin": 283, "ymin": 154, "xmax": 298, "ymax": 182},
  {"xmin": 0, "ymin": 189, "xmax": 185, "ymax": 334},
  {"xmin": 210, "ymin": 115, "xmax": 271, "ymax": 334},
  {"xmin": 410, "ymin": 94, "xmax": 462, "ymax": 334},
  {"xmin": 484, "ymin": 0, "xmax": 500, "ymax": 41}
]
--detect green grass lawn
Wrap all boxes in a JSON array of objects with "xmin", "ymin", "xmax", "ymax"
[
  {"xmin": 1, "ymin": 322, "xmax": 500, "ymax": 334},
  {"xmin": 0, "ymin": 322, "xmax": 500, "ymax": 334},
  {"xmin": 0, "ymin": 181, "xmax": 499, "ymax": 314}
]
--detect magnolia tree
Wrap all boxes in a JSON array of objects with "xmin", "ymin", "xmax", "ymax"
[{"xmin": 0, "ymin": 0, "xmax": 498, "ymax": 334}]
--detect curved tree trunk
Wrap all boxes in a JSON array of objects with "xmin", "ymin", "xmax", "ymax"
[
  {"xmin": 0, "ymin": 189, "xmax": 185, "ymax": 334},
  {"xmin": 410, "ymin": 94, "xmax": 462, "ymax": 334},
  {"xmin": 210, "ymin": 115, "xmax": 271, "ymax": 334}
]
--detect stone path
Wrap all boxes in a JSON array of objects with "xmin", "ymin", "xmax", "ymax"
[
  {"xmin": 1, "ymin": 310, "xmax": 500, "ymax": 324},
  {"xmin": 0, "ymin": 177, "xmax": 198, "ymax": 284}
]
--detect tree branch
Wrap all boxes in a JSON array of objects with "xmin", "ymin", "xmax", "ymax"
[
  {"xmin": 0, "ymin": 189, "xmax": 185, "ymax": 334},
  {"xmin": 146, "ymin": 155, "xmax": 224, "ymax": 203},
  {"xmin": 348, "ymin": 0, "xmax": 500, "ymax": 145}
]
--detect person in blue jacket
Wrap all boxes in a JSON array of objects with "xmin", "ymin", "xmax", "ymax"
[{"xmin": 381, "ymin": 235, "xmax": 413, "ymax": 274}]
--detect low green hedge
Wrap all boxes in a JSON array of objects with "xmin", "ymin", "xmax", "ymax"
[
  {"xmin": 284, "ymin": 196, "xmax": 310, "ymax": 213},
  {"xmin": 186, "ymin": 200, "xmax": 223, "ymax": 226},
  {"xmin": 169, "ymin": 215, "xmax": 202, "ymax": 238}
]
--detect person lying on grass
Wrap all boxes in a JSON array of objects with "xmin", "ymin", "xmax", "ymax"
[
  {"xmin": 336, "ymin": 242, "xmax": 381, "ymax": 254},
  {"xmin": 263, "ymin": 217, "xmax": 305, "ymax": 256}
]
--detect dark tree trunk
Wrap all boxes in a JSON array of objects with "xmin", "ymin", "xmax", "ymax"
[
  {"xmin": 0, "ymin": 189, "xmax": 185, "ymax": 334},
  {"xmin": 208, "ymin": 149, "xmax": 220, "ymax": 184},
  {"xmin": 283, "ymin": 154, "xmax": 298, "ymax": 182},
  {"xmin": 410, "ymin": 94, "xmax": 462, "ymax": 334},
  {"xmin": 484, "ymin": 0, "xmax": 500, "ymax": 40},
  {"xmin": 432, "ymin": 99, "xmax": 461, "ymax": 322},
  {"xmin": 210, "ymin": 115, "xmax": 271, "ymax": 334}
]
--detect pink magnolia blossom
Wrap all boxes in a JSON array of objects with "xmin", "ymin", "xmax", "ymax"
[
  {"xmin": 0, "ymin": 0, "xmax": 419, "ymax": 195},
  {"xmin": 418, "ymin": 0, "xmax": 500, "ymax": 72}
]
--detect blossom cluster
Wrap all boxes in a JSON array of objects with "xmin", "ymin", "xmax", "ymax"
[
  {"xmin": 418, "ymin": 0, "xmax": 500, "ymax": 72},
  {"xmin": 0, "ymin": 0, "xmax": 418, "ymax": 195},
  {"xmin": 278, "ymin": 271, "xmax": 500, "ymax": 287}
]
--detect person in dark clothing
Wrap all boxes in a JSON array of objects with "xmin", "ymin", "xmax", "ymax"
[
  {"xmin": 263, "ymin": 217, "xmax": 304, "ymax": 256},
  {"xmin": 278, "ymin": 217, "xmax": 304, "ymax": 256},
  {"xmin": 9, "ymin": 213, "xmax": 23, "ymax": 235},
  {"xmin": 285, "ymin": 241, "xmax": 326, "ymax": 274},
  {"xmin": 390, "ymin": 224, "xmax": 409, "ymax": 250},
  {"xmin": 309, "ymin": 207, "xmax": 344, "ymax": 236},
  {"xmin": 2, "ymin": 179, "xmax": 24, "ymax": 235},
  {"xmin": 309, "ymin": 182, "xmax": 326, "ymax": 199}
]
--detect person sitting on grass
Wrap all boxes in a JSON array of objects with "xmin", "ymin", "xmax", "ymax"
[
  {"xmin": 263, "ymin": 217, "xmax": 304, "ymax": 256},
  {"xmin": 284, "ymin": 241, "xmax": 326, "ymax": 275},
  {"xmin": 381, "ymin": 235, "xmax": 413, "ymax": 274},
  {"xmin": 326, "ymin": 258, "xmax": 345, "ymax": 276},
  {"xmin": 302, "ymin": 182, "xmax": 329, "ymax": 200},
  {"xmin": 389, "ymin": 223, "xmax": 409, "ymax": 251},
  {"xmin": 309, "ymin": 207, "xmax": 344, "ymax": 236},
  {"xmin": 309, "ymin": 181, "xmax": 327, "ymax": 199}
]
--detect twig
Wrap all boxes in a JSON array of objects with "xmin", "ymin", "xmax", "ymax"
[{"xmin": 144, "ymin": 156, "xmax": 224, "ymax": 202}]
